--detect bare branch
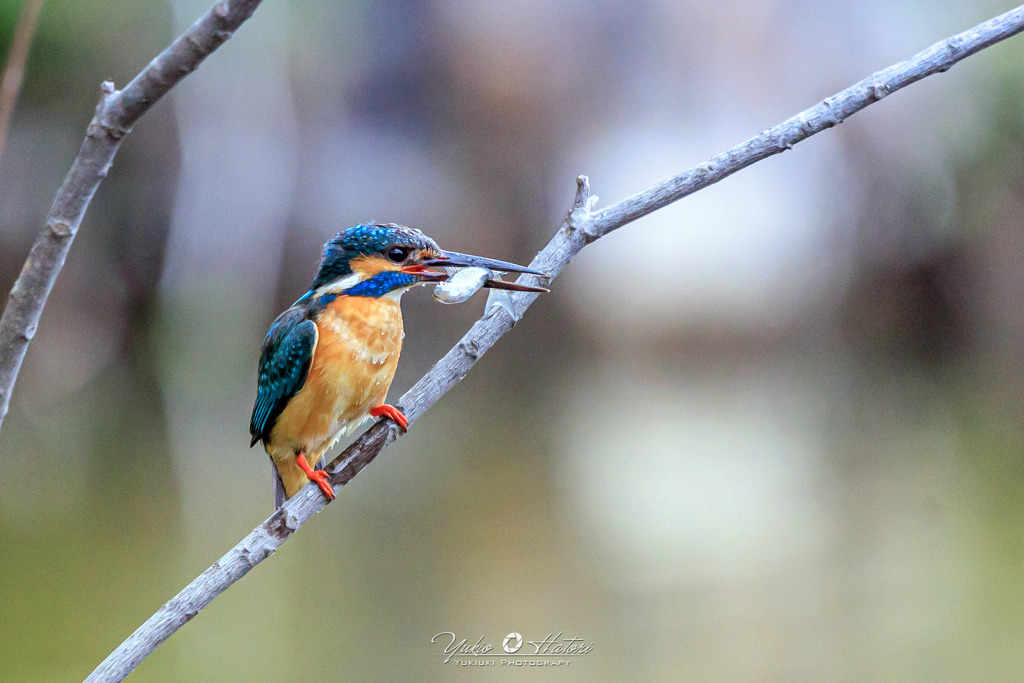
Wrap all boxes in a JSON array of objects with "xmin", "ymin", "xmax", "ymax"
[
  {"xmin": 83, "ymin": 6, "xmax": 1024, "ymax": 681},
  {"xmin": 589, "ymin": 5, "xmax": 1024, "ymax": 236},
  {"xmin": 0, "ymin": 0, "xmax": 265, "ymax": 431},
  {"xmin": 0, "ymin": 0, "xmax": 45, "ymax": 167}
]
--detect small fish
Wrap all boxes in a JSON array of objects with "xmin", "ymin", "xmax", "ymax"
[
  {"xmin": 434, "ymin": 267, "xmax": 490, "ymax": 304},
  {"xmin": 433, "ymin": 266, "xmax": 550, "ymax": 305}
]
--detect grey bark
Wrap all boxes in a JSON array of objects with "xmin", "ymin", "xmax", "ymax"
[
  {"xmin": 0, "ymin": 0, "xmax": 265, "ymax": 430},
  {"xmin": 84, "ymin": 6, "xmax": 1024, "ymax": 682}
]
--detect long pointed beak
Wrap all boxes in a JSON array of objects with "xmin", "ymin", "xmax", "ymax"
[
  {"xmin": 423, "ymin": 250, "xmax": 548, "ymax": 276},
  {"xmin": 398, "ymin": 264, "xmax": 448, "ymax": 282},
  {"xmin": 482, "ymin": 279, "xmax": 549, "ymax": 293}
]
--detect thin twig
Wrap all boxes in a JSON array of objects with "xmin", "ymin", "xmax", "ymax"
[
  {"xmin": 83, "ymin": 6, "xmax": 1024, "ymax": 682},
  {"xmin": 588, "ymin": 6, "xmax": 1024, "ymax": 236},
  {"xmin": 0, "ymin": 0, "xmax": 265, "ymax": 431},
  {"xmin": 0, "ymin": 0, "xmax": 44, "ymax": 167}
]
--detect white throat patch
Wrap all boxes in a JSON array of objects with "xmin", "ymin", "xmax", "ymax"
[{"xmin": 314, "ymin": 273, "xmax": 362, "ymax": 299}]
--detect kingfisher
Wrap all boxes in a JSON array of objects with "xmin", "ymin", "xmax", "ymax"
[{"xmin": 249, "ymin": 223, "xmax": 547, "ymax": 506}]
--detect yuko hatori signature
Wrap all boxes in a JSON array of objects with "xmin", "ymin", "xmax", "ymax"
[{"xmin": 431, "ymin": 631, "xmax": 594, "ymax": 665}]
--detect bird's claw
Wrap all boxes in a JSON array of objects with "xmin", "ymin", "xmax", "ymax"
[
  {"xmin": 295, "ymin": 452, "xmax": 336, "ymax": 501},
  {"xmin": 307, "ymin": 468, "xmax": 335, "ymax": 501},
  {"xmin": 370, "ymin": 404, "xmax": 409, "ymax": 432}
]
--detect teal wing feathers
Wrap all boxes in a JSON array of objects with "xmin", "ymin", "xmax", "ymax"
[{"xmin": 249, "ymin": 307, "xmax": 318, "ymax": 447}]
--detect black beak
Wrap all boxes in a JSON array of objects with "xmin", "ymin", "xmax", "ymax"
[
  {"xmin": 482, "ymin": 279, "xmax": 549, "ymax": 293},
  {"xmin": 423, "ymin": 250, "xmax": 548, "ymax": 276}
]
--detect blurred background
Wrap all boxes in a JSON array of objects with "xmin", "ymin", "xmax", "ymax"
[{"xmin": 1, "ymin": 0, "xmax": 1023, "ymax": 680}]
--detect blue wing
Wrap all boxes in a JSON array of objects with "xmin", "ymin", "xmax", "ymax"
[{"xmin": 249, "ymin": 307, "xmax": 318, "ymax": 447}]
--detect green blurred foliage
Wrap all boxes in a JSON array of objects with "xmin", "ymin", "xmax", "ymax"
[{"xmin": 2, "ymin": 1, "xmax": 1024, "ymax": 681}]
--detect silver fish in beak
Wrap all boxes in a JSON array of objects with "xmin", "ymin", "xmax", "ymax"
[{"xmin": 433, "ymin": 266, "xmax": 549, "ymax": 304}]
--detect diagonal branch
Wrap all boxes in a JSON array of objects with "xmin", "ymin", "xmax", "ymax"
[
  {"xmin": 589, "ymin": 5, "xmax": 1024, "ymax": 236},
  {"xmin": 83, "ymin": 6, "xmax": 1024, "ymax": 681},
  {"xmin": 0, "ymin": 0, "xmax": 266, "ymax": 431}
]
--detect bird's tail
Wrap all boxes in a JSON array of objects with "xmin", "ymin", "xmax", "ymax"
[
  {"xmin": 271, "ymin": 460, "xmax": 286, "ymax": 509},
  {"xmin": 270, "ymin": 454, "xmax": 328, "ymax": 509}
]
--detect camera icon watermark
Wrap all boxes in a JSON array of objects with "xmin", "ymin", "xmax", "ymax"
[
  {"xmin": 431, "ymin": 630, "xmax": 594, "ymax": 667},
  {"xmin": 502, "ymin": 632, "xmax": 523, "ymax": 653}
]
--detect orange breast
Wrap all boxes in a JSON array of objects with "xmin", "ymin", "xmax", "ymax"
[{"xmin": 267, "ymin": 296, "xmax": 404, "ymax": 459}]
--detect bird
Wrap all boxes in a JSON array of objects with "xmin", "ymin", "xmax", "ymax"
[{"xmin": 249, "ymin": 223, "xmax": 547, "ymax": 507}]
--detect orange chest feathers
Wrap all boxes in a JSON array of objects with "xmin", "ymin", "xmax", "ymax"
[
  {"xmin": 310, "ymin": 295, "xmax": 405, "ymax": 405},
  {"xmin": 268, "ymin": 296, "xmax": 404, "ymax": 453},
  {"xmin": 316, "ymin": 295, "xmax": 405, "ymax": 368}
]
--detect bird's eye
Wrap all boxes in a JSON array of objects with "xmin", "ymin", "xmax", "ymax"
[{"xmin": 386, "ymin": 246, "xmax": 410, "ymax": 263}]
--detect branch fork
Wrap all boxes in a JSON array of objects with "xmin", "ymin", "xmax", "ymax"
[{"xmin": 0, "ymin": 3, "xmax": 1017, "ymax": 681}]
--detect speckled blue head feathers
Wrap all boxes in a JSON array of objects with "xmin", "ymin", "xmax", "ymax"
[{"xmin": 311, "ymin": 223, "xmax": 440, "ymax": 291}]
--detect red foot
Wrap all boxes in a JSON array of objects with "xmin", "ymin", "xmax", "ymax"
[
  {"xmin": 370, "ymin": 404, "xmax": 409, "ymax": 432},
  {"xmin": 295, "ymin": 452, "xmax": 335, "ymax": 501}
]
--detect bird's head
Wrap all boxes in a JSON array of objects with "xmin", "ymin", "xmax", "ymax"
[{"xmin": 304, "ymin": 223, "xmax": 545, "ymax": 302}]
